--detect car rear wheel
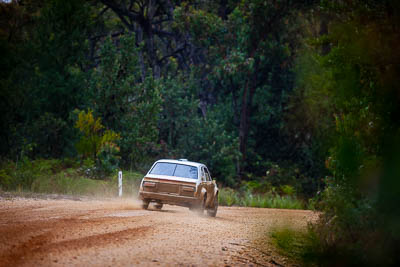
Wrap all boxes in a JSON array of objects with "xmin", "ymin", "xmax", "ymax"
[
  {"xmin": 154, "ymin": 203, "xmax": 163, "ymax": 210},
  {"xmin": 207, "ymin": 194, "xmax": 218, "ymax": 217},
  {"xmin": 141, "ymin": 199, "xmax": 150, "ymax": 210}
]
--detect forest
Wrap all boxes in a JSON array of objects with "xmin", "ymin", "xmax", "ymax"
[{"xmin": 1, "ymin": 0, "xmax": 400, "ymax": 265}]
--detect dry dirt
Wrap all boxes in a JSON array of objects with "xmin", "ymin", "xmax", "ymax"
[{"xmin": 0, "ymin": 197, "xmax": 317, "ymax": 266}]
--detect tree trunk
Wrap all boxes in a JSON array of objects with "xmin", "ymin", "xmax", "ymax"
[
  {"xmin": 320, "ymin": 15, "xmax": 330, "ymax": 55},
  {"xmin": 146, "ymin": 31, "xmax": 160, "ymax": 79},
  {"xmin": 238, "ymin": 74, "xmax": 257, "ymax": 175},
  {"xmin": 239, "ymin": 80, "xmax": 249, "ymax": 171},
  {"xmin": 135, "ymin": 26, "xmax": 146, "ymax": 82}
]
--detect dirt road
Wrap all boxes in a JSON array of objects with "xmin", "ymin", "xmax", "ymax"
[{"xmin": 0, "ymin": 197, "xmax": 316, "ymax": 266}]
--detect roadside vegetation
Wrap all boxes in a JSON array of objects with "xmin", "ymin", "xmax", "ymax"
[
  {"xmin": 0, "ymin": 159, "xmax": 143, "ymax": 198},
  {"xmin": 270, "ymin": 226, "xmax": 322, "ymax": 266},
  {"xmin": 219, "ymin": 186, "xmax": 304, "ymax": 210},
  {"xmin": 268, "ymin": 1, "xmax": 400, "ymax": 266},
  {"xmin": 0, "ymin": 157, "xmax": 306, "ymax": 209}
]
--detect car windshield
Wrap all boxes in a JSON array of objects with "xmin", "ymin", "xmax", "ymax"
[{"xmin": 149, "ymin": 162, "xmax": 198, "ymax": 179}]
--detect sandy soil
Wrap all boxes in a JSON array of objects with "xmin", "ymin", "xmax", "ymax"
[{"xmin": 0, "ymin": 197, "xmax": 317, "ymax": 266}]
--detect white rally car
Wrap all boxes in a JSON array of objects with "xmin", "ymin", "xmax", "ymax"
[{"xmin": 138, "ymin": 159, "xmax": 219, "ymax": 217}]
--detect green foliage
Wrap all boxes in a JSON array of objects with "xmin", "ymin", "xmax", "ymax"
[
  {"xmin": 175, "ymin": 113, "xmax": 240, "ymax": 186},
  {"xmin": 87, "ymin": 34, "xmax": 162, "ymax": 169},
  {"xmin": 171, "ymin": 0, "xmax": 317, "ymax": 185},
  {"xmin": 30, "ymin": 169, "xmax": 112, "ymax": 196},
  {"xmin": 270, "ymin": 226, "xmax": 322, "ymax": 265},
  {"xmin": 240, "ymin": 180, "xmax": 272, "ymax": 194},
  {"xmin": 158, "ymin": 72, "xmax": 199, "ymax": 149},
  {"xmin": 293, "ymin": 1, "xmax": 400, "ymax": 265},
  {"xmin": 0, "ymin": 169, "xmax": 12, "ymax": 190},
  {"xmin": 0, "ymin": 158, "xmax": 64, "ymax": 191},
  {"xmin": 280, "ymin": 185, "xmax": 296, "ymax": 196},
  {"xmin": 0, "ymin": 0, "xmax": 323, "ymax": 197},
  {"xmin": 81, "ymin": 158, "xmax": 95, "ymax": 174},
  {"xmin": 218, "ymin": 186, "xmax": 304, "ymax": 209},
  {"xmin": 0, "ymin": 158, "xmax": 143, "ymax": 197},
  {"xmin": 271, "ymin": 228, "xmax": 306, "ymax": 260},
  {"xmin": 96, "ymin": 144, "xmax": 120, "ymax": 178},
  {"xmin": 218, "ymin": 188, "xmax": 241, "ymax": 206},
  {"xmin": 29, "ymin": 113, "xmax": 68, "ymax": 158},
  {"xmin": 173, "ymin": 5, "xmax": 224, "ymax": 48},
  {"xmin": 0, "ymin": 0, "xmax": 93, "ymax": 159},
  {"xmin": 75, "ymin": 109, "xmax": 105, "ymax": 158},
  {"xmin": 74, "ymin": 109, "xmax": 120, "ymax": 178},
  {"xmin": 156, "ymin": 71, "xmax": 240, "ymax": 184},
  {"xmin": 30, "ymin": 169, "xmax": 142, "ymax": 197},
  {"xmin": 264, "ymin": 162, "xmax": 302, "ymax": 190}
]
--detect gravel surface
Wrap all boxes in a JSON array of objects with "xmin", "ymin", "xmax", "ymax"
[{"xmin": 0, "ymin": 197, "xmax": 317, "ymax": 266}]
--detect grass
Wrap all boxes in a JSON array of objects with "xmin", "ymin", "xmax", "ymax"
[
  {"xmin": 29, "ymin": 170, "xmax": 143, "ymax": 197},
  {"xmin": 218, "ymin": 187, "xmax": 305, "ymax": 209},
  {"xmin": 0, "ymin": 159, "xmax": 144, "ymax": 198},
  {"xmin": 270, "ymin": 226, "xmax": 321, "ymax": 266},
  {"xmin": 271, "ymin": 227, "xmax": 307, "ymax": 260}
]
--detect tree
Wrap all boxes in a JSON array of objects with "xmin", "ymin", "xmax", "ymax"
[
  {"xmin": 175, "ymin": 0, "xmax": 316, "ymax": 175},
  {"xmin": 98, "ymin": 0, "xmax": 198, "ymax": 79},
  {"xmin": 87, "ymin": 33, "xmax": 162, "ymax": 168},
  {"xmin": 296, "ymin": 1, "xmax": 400, "ymax": 265},
  {"xmin": 0, "ymin": 0, "xmax": 94, "ymax": 158}
]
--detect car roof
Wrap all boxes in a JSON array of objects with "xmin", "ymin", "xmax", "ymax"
[{"xmin": 155, "ymin": 159, "xmax": 206, "ymax": 168}]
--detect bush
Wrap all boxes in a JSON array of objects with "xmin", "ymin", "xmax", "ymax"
[
  {"xmin": 219, "ymin": 186, "xmax": 305, "ymax": 209},
  {"xmin": 0, "ymin": 169, "xmax": 12, "ymax": 190},
  {"xmin": 270, "ymin": 226, "xmax": 322, "ymax": 265},
  {"xmin": 242, "ymin": 193, "xmax": 304, "ymax": 209},
  {"xmin": 219, "ymin": 187, "xmax": 241, "ymax": 206},
  {"xmin": 280, "ymin": 185, "xmax": 296, "ymax": 196},
  {"xmin": 271, "ymin": 228, "xmax": 305, "ymax": 260},
  {"xmin": 240, "ymin": 180, "xmax": 272, "ymax": 194},
  {"xmin": 95, "ymin": 143, "xmax": 120, "ymax": 178},
  {"xmin": 74, "ymin": 109, "xmax": 121, "ymax": 178},
  {"xmin": 0, "ymin": 158, "xmax": 64, "ymax": 190}
]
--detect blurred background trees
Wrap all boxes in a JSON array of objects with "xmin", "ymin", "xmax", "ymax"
[
  {"xmin": 0, "ymin": 0, "xmax": 321, "ymax": 190},
  {"xmin": 293, "ymin": 1, "xmax": 400, "ymax": 265}
]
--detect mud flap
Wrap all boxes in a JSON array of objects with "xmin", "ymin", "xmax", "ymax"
[{"xmin": 196, "ymin": 182, "xmax": 216, "ymax": 209}]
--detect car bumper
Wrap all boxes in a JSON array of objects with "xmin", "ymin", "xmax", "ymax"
[{"xmin": 138, "ymin": 191, "xmax": 199, "ymax": 206}]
